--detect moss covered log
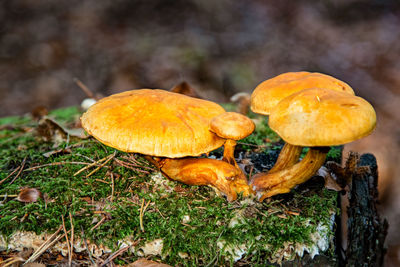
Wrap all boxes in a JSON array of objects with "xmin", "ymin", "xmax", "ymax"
[{"xmin": 0, "ymin": 106, "xmax": 341, "ymax": 266}]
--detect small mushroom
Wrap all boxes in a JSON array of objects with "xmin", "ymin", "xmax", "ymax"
[
  {"xmin": 208, "ymin": 112, "xmax": 255, "ymax": 197},
  {"xmin": 209, "ymin": 112, "xmax": 255, "ymax": 168},
  {"xmin": 250, "ymin": 88, "xmax": 376, "ymax": 200},
  {"xmin": 81, "ymin": 89, "xmax": 250, "ymax": 201},
  {"xmin": 250, "ymin": 71, "xmax": 356, "ymax": 174},
  {"xmin": 230, "ymin": 92, "xmax": 251, "ymax": 115},
  {"xmin": 81, "ymin": 98, "xmax": 97, "ymax": 110}
]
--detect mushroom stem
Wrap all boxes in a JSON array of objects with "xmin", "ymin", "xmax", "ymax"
[
  {"xmin": 268, "ymin": 143, "xmax": 302, "ymax": 173},
  {"xmin": 144, "ymin": 155, "xmax": 253, "ymax": 200},
  {"xmin": 251, "ymin": 147, "xmax": 330, "ymax": 200},
  {"xmin": 222, "ymin": 139, "xmax": 238, "ymax": 167},
  {"xmin": 158, "ymin": 157, "xmax": 252, "ymax": 201},
  {"xmin": 220, "ymin": 140, "xmax": 254, "ymax": 196}
]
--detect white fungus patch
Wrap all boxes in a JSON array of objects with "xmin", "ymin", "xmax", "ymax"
[
  {"xmin": 0, "ymin": 231, "xmax": 112, "ymax": 257},
  {"xmin": 182, "ymin": 215, "xmax": 190, "ymax": 224},
  {"xmin": 150, "ymin": 172, "xmax": 175, "ymax": 194},
  {"xmin": 268, "ymin": 215, "xmax": 335, "ymax": 264},
  {"xmin": 228, "ymin": 210, "xmax": 245, "ymax": 228},
  {"xmin": 239, "ymin": 197, "xmax": 257, "ymax": 206},
  {"xmin": 217, "ymin": 240, "xmax": 248, "ymax": 262},
  {"xmin": 136, "ymin": 239, "xmax": 164, "ymax": 257},
  {"xmin": 216, "ymin": 211, "xmax": 335, "ymax": 264},
  {"xmin": 178, "ymin": 251, "xmax": 189, "ymax": 258}
]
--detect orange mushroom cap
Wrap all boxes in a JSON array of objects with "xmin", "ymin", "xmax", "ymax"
[
  {"xmin": 251, "ymin": 71, "xmax": 355, "ymax": 115},
  {"xmin": 268, "ymin": 88, "xmax": 376, "ymax": 147},
  {"xmin": 81, "ymin": 89, "xmax": 226, "ymax": 157},
  {"xmin": 209, "ymin": 112, "xmax": 255, "ymax": 140}
]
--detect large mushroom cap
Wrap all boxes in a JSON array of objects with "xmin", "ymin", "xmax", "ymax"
[
  {"xmin": 81, "ymin": 89, "xmax": 226, "ymax": 157},
  {"xmin": 209, "ymin": 112, "xmax": 255, "ymax": 140},
  {"xmin": 269, "ymin": 88, "xmax": 376, "ymax": 147},
  {"xmin": 251, "ymin": 71, "xmax": 355, "ymax": 115}
]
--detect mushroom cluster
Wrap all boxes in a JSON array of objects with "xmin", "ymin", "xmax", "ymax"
[
  {"xmin": 249, "ymin": 72, "xmax": 376, "ymax": 200},
  {"xmin": 81, "ymin": 72, "xmax": 376, "ymax": 202},
  {"xmin": 81, "ymin": 89, "xmax": 253, "ymax": 201}
]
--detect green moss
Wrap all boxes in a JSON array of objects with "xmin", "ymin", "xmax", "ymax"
[
  {"xmin": 0, "ymin": 107, "xmax": 338, "ymax": 266},
  {"xmin": 48, "ymin": 106, "xmax": 81, "ymax": 124},
  {"xmin": 0, "ymin": 115, "xmax": 31, "ymax": 126}
]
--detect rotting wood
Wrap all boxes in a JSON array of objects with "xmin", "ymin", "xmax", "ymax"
[{"xmin": 328, "ymin": 152, "xmax": 388, "ymax": 267}]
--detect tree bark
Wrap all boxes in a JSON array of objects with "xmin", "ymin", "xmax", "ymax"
[{"xmin": 332, "ymin": 153, "xmax": 388, "ymax": 267}]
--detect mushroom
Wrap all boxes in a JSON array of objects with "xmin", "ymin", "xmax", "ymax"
[
  {"xmin": 208, "ymin": 112, "xmax": 255, "ymax": 197},
  {"xmin": 230, "ymin": 92, "xmax": 251, "ymax": 115},
  {"xmin": 81, "ymin": 89, "xmax": 251, "ymax": 201},
  {"xmin": 250, "ymin": 71, "xmax": 355, "ymax": 173},
  {"xmin": 250, "ymin": 88, "xmax": 376, "ymax": 200},
  {"xmin": 209, "ymin": 112, "xmax": 255, "ymax": 168}
]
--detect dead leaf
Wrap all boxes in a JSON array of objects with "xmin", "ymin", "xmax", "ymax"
[
  {"xmin": 31, "ymin": 106, "xmax": 48, "ymax": 120},
  {"xmin": 170, "ymin": 81, "xmax": 202, "ymax": 98},
  {"xmin": 24, "ymin": 263, "xmax": 47, "ymax": 267},
  {"xmin": 36, "ymin": 117, "xmax": 88, "ymax": 145},
  {"xmin": 128, "ymin": 258, "xmax": 172, "ymax": 267},
  {"xmin": 17, "ymin": 188, "xmax": 43, "ymax": 203},
  {"xmin": 43, "ymin": 148, "xmax": 72, "ymax": 158},
  {"xmin": 317, "ymin": 166, "xmax": 342, "ymax": 191}
]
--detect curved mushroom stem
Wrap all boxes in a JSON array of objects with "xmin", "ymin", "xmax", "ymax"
[
  {"xmin": 220, "ymin": 139, "xmax": 254, "ymax": 197},
  {"xmin": 154, "ymin": 157, "xmax": 252, "ymax": 201},
  {"xmin": 222, "ymin": 139, "xmax": 238, "ymax": 167},
  {"xmin": 250, "ymin": 147, "xmax": 330, "ymax": 201},
  {"xmin": 268, "ymin": 143, "xmax": 303, "ymax": 173}
]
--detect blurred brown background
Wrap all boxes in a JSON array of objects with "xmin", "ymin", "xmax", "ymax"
[{"xmin": 0, "ymin": 0, "xmax": 399, "ymax": 265}]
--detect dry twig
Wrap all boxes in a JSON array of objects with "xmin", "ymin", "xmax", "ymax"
[
  {"xmin": 110, "ymin": 172, "xmax": 115, "ymax": 202},
  {"xmin": 74, "ymin": 154, "xmax": 113, "ymax": 176},
  {"xmin": 80, "ymin": 226, "xmax": 96, "ymax": 266},
  {"xmin": 74, "ymin": 78, "xmax": 95, "ymax": 99},
  {"xmin": 237, "ymin": 141, "xmax": 268, "ymax": 148},
  {"xmin": 100, "ymin": 241, "xmax": 138, "ymax": 267},
  {"xmin": 75, "ymin": 153, "xmax": 96, "ymax": 163},
  {"xmin": 61, "ymin": 215, "xmax": 72, "ymax": 267},
  {"xmin": 0, "ymin": 166, "xmax": 20, "ymax": 185},
  {"xmin": 25, "ymin": 225, "xmax": 71, "ymax": 264},
  {"xmin": 90, "ymin": 216, "xmax": 107, "ymax": 232},
  {"xmin": 139, "ymin": 199, "xmax": 151, "ymax": 232},
  {"xmin": 25, "ymin": 161, "xmax": 98, "ymax": 171},
  {"xmin": 8, "ymin": 156, "xmax": 26, "ymax": 185},
  {"xmin": 1, "ymin": 256, "xmax": 25, "ymax": 267},
  {"xmin": 121, "ymin": 155, "xmax": 156, "ymax": 171},
  {"xmin": 114, "ymin": 158, "xmax": 151, "ymax": 174},
  {"xmin": 86, "ymin": 152, "xmax": 116, "ymax": 177},
  {"xmin": 69, "ymin": 212, "xmax": 74, "ymax": 267}
]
